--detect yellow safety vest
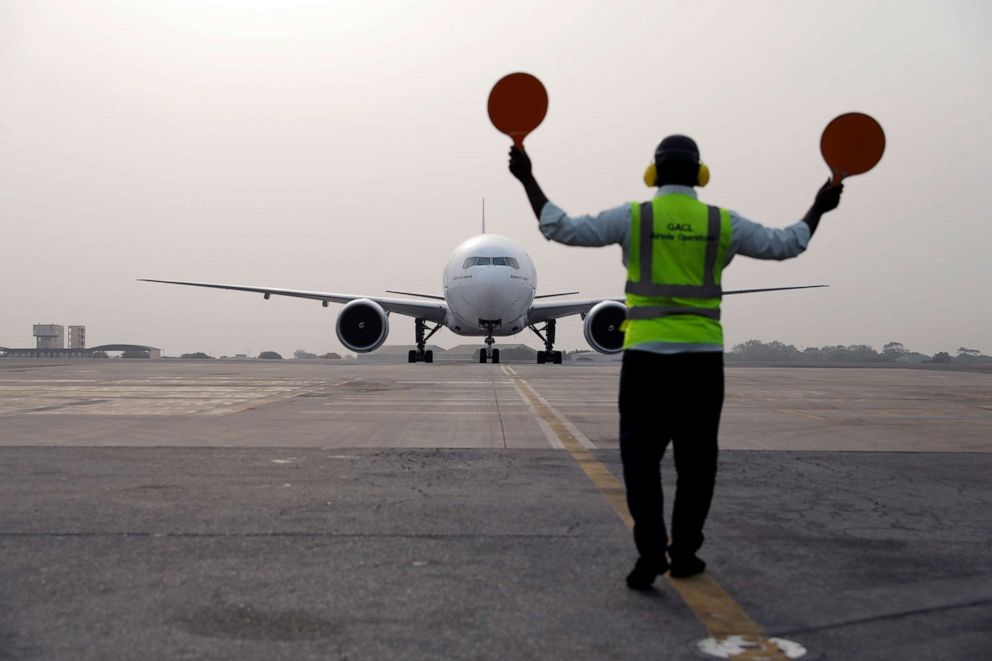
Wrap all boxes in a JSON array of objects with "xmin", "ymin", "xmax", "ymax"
[{"xmin": 624, "ymin": 194, "xmax": 732, "ymax": 348}]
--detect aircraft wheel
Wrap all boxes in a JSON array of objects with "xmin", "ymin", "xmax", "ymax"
[
  {"xmin": 536, "ymin": 351, "xmax": 546, "ymax": 364},
  {"xmin": 553, "ymin": 351, "xmax": 563, "ymax": 364},
  {"xmin": 492, "ymin": 349, "xmax": 500, "ymax": 364},
  {"xmin": 408, "ymin": 350, "xmax": 417, "ymax": 363},
  {"xmin": 425, "ymin": 350, "xmax": 434, "ymax": 363}
]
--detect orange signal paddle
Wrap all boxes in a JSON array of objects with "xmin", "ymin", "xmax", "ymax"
[
  {"xmin": 820, "ymin": 112, "xmax": 885, "ymax": 185},
  {"xmin": 488, "ymin": 72, "xmax": 548, "ymax": 151}
]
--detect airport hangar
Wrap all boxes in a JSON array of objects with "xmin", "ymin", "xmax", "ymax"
[{"xmin": 0, "ymin": 344, "xmax": 162, "ymax": 359}]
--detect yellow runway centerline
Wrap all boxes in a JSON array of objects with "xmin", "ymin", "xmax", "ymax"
[{"xmin": 502, "ymin": 365, "xmax": 792, "ymax": 661}]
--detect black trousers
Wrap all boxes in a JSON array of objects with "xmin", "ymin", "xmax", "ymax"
[{"xmin": 618, "ymin": 349, "xmax": 724, "ymax": 560}]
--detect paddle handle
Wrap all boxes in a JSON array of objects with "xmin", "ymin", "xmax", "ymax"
[
  {"xmin": 511, "ymin": 134, "xmax": 526, "ymax": 151},
  {"xmin": 830, "ymin": 169, "xmax": 846, "ymax": 186}
]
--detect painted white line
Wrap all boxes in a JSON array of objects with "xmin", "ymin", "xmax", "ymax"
[
  {"xmin": 499, "ymin": 366, "xmax": 565, "ymax": 450},
  {"xmin": 505, "ymin": 375, "xmax": 565, "ymax": 450},
  {"xmin": 503, "ymin": 366, "xmax": 599, "ymax": 450}
]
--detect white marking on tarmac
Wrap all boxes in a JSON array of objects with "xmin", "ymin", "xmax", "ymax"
[
  {"xmin": 502, "ymin": 366, "xmax": 598, "ymax": 450},
  {"xmin": 505, "ymin": 377, "xmax": 565, "ymax": 450},
  {"xmin": 697, "ymin": 635, "xmax": 806, "ymax": 659}
]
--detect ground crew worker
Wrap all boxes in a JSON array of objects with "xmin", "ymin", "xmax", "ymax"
[{"xmin": 508, "ymin": 135, "xmax": 842, "ymax": 589}]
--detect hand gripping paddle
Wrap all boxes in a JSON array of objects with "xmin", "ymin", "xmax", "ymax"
[
  {"xmin": 488, "ymin": 72, "xmax": 548, "ymax": 151},
  {"xmin": 821, "ymin": 112, "xmax": 885, "ymax": 185}
]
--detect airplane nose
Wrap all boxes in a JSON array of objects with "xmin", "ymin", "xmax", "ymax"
[{"xmin": 474, "ymin": 269, "xmax": 513, "ymax": 317}]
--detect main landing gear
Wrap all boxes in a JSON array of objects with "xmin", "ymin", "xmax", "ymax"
[
  {"xmin": 408, "ymin": 318, "xmax": 442, "ymax": 363},
  {"xmin": 479, "ymin": 334, "xmax": 500, "ymax": 364},
  {"xmin": 529, "ymin": 319, "xmax": 563, "ymax": 365}
]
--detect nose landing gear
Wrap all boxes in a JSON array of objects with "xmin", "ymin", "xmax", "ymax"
[
  {"xmin": 479, "ymin": 334, "xmax": 500, "ymax": 363},
  {"xmin": 478, "ymin": 321, "xmax": 501, "ymax": 363},
  {"xmin": 529, "ymin": 319, "xmax": 563, "ymax": 365},
  {"xmin": 408, "ymin": 318, "xmax": 441, "ymax": 363}
]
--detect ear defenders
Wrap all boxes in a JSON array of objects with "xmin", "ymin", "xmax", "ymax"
[
  {"xmin": 642, "ymin": 161, "xmax": 710, "ymax": 187},
  {"xmin": 643, "ymin": 134, "xmax": 710, "ymax": 187}
]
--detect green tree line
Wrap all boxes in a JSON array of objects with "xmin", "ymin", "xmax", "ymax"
[{"xmin": 726, "ymin": 340, "xmax": 989, "ymax": 364}]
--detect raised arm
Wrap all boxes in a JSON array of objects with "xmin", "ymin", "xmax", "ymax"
[
  {"xmin": 508, "ymin": 147, "xmax": 549, "ymax": 219},
  {"xmin": 730, "ymin": 179, "xmax": 845, "ymax": 261},
  {"xmin": 802, "ymin": 179, "xmax": 844, "ymax": 238}
]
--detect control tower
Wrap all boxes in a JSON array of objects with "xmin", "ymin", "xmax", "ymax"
[
  {"xmin": 68, "ymin": 325, "xmax": 86, "ymax": 349},
  {"xmin": 33, "ymin": 324, "xmax": 64, "ymax": 350}
]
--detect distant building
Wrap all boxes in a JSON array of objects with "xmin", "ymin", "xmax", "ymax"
[
  {"xmin": 0, "ymin": 344, "xmax": 161, "ymax": 360},
  {"xmin": 33, "ymin": 324, "xmax": 64, "ymax": 349},
  {"xmin": 1, "ymin": 324, "xmax": 160, "ymax": 359},
  {"xmin": 68, "ymin": 325, "xmax": 86, "ymax": 349}
]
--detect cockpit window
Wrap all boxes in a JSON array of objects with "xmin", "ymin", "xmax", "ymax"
[{"xmin": 463, "ymin": 256, "xmax": 520, "ymax": 269}]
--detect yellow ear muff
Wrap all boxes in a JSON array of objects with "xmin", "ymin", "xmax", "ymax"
[
  {"xmin": 643, "ymin": 163, "xmax": 657, "ymax": 187},
  {"xmin": 697, "ymin": 163, "xmax": 710, "ymax": 187}
]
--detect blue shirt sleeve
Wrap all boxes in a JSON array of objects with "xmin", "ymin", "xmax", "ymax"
[
  {"xmin": 538, "ymin": 201, "xmax": 631, "ymax": 254},
  {"xmin": 727, "ymin": 211, "xmax": 811, "ymax": 262}
]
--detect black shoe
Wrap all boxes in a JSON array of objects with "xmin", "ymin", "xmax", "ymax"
[
  {"xmin": 669, "ymin": 554, "xmax": 706, "ymax": 579},
  {"xmin": 625, "ymin": 556, "xmax": 669, "ymax": 590}
]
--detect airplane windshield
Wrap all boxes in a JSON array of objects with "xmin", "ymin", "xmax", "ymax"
[{"xmin": 462, "ymin": 256, "xmax": 520, "ymax": 269}]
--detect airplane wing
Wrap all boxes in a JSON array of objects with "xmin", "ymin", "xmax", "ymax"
[
  {"xmin": 527, "ymin": 299, "xmax": 612, "ymax": 325},
  {"xmin": 526, "ymin": 285, "xmax": 828, "ymax": 325},
  {"xmin": 724, "ymin": 285, "xmax": 828, "ymax": 295},
  {"xmin": 534, "ymin": 291, "xmax": 580, "ymax": 299},
  {"xmin": 138, "ymin": 279, "xmax": 448, "ymax": 324}
]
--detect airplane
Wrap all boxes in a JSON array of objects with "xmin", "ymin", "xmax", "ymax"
[{"xmin": 141, "ymin": 232, "xmax": 825, "ymax": 365}]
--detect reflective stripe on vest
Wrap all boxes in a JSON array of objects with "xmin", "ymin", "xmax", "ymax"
[
  {"xmin": 626, "ymin": 306, "xmax": 721, "ymax": 320},
  {"xmin": 625, "ymin": 202, "xmax": 723, "ymax": 299}
]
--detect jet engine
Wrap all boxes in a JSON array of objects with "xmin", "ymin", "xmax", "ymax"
[
  {"xmin": 583, "ymin": 300, "xmax": 626, "ymax": 354},
  {"xmin": 335, "ymin": 299, "xmax": 389, "ymax": 353}
]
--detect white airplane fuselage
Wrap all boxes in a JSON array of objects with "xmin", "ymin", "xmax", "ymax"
[{"xmin": 442, "ymin": 234, "xmax": 536, "ymax": 336}]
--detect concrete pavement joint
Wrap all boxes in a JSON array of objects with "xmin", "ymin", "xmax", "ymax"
[
  {"xmin": 772, "ymin": 597, "xmax": 992, "ymax": 638},
  {"xmin": 488, "ymin": 363, "xmax": 508, "ymax": 449}
]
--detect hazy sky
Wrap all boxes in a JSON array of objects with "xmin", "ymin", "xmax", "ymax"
[{"xmin": 2, "ymin": 1, "xmax": 989, "ymax": 357}]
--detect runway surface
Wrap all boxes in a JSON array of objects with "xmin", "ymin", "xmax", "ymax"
[{"xmin": 1, "ymin": 360, "xmax": 990, "ymax": 659}]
